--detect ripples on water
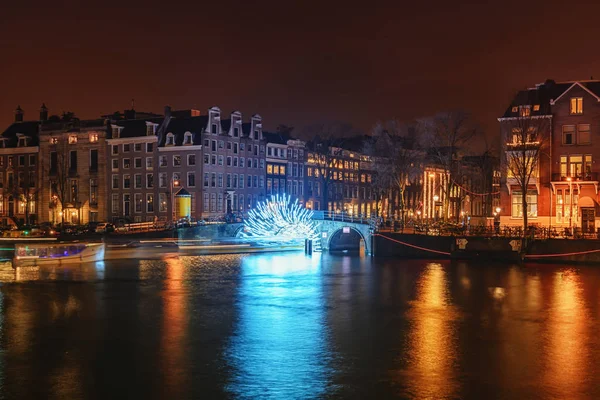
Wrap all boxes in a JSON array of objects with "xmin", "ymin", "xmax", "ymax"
[{"xmin": 0, "ymin": 254, "xmax": 600, "ymax": 399}]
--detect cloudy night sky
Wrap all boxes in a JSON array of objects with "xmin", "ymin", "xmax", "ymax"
[{"xmin": 1, "ymin": 0, "xmax": 600, "ymax": 135}]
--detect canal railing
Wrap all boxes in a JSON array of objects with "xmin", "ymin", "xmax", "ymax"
[{"xmin": 311, "ymin": 211, "xmax": 374, "ymax": 225}]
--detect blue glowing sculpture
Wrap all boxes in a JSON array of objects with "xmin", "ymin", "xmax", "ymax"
[{"xmin": 243, "ymin": 194, "xmax": 320, "ymax": 240}]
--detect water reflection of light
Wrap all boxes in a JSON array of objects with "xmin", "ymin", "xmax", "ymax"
[
  {"xmin": 226, "ymin": 253, "xmax": 331, "ymax": 399},
  {"xmin": 160, "ymin": 256, "xmax": 188, "ymax": 396},
  {"xmin": 403, "ymin": 263, "xmax": 458, "ymax": 398},
  {"xmin": 543, "ymin": 270, "xmax": 588, "ymax": 397}
]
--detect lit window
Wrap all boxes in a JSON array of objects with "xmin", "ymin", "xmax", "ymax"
[
  {"xmin": 533, "ymin": 104, "xmax": 540, "ymax": 111},
  {"xmin": 68, "ymin": 135, "xmax": 77, "ymax": 144},
  {"xmin": 519, "ymin": 106, "xmax": 531, "ymax": 117},
  {"xmin": 512, "ymin": 190, "xmax": 537, "ymax": 218},
  {"xmin": 50, "ymin": 137, "xmax": 59, "ymax": 145},
  {"xmin": 89, "ymin": 133, "xmax": 98, "ymax": 143},
  {"xmin": 570, "ymin": 97, "xmax": 583, "ymax": 114}
]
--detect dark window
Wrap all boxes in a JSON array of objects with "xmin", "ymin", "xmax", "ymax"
[
  {"xmin": 69, "ymin": 150, "xmax": 77, "ymax": 171},
  {"xmin": 90, "ymin": 149, "xmax": 98, "ymax": 172},
  {"xmin": 211, "ymin": 124, "xmax": 217, "ymax": 134},
  {"xmin": 50, "ymin": 151, "xmax": 57, "ymax": 174}
]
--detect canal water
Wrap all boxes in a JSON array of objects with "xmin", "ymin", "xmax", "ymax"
[{"xmin": 0, "ymin": 253, "xmax": 599, "ymax": 399}]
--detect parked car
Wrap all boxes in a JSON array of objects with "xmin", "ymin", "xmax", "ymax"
[{"xmin": 95, "ymin": 222, "xmax": 114, "ymax": 233}]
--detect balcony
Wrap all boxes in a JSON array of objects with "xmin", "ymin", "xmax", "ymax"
[{"xmin": 551, "ymin": 173, "xmax": 598, "ymax": 182}]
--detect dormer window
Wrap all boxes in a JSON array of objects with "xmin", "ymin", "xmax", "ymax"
[
  {"xmin": 570, "ymin": 97, "xmax": 583, "ymax": 115},
  {"xmin": 50, "ymin": 137, "xmax": 58, "ymax": 145},
  {"xmin": 183, "ymin": 132, "xmax": 192, "ymax": 145},
  {"xmin": 166, "ymin": 133, "xmax": 175, "ymax": 146},
  {"xmin": 17, "ymin": 136, "xmax": 27, "ymax": 147},
  {"xmin": 68, "ymin": 135, "xmax": 77, "ymax": 144},
  {"xmin": 146, "ymin": 124, "xmax": 155, "ymax": 136},
  {"xmin": 112, "ymin": 127, "xmax": 120, "ymax": 138},
  {"xmin": 519, "ymin": 106, "xmax": 531, "ymax": 117},
  {"xmin": 511, "ymin": 106, "xmax": 518, "ymax": 113},
  {"xmin": 89, "ymin": 133, "xmax": 98, "ymax": 143}
]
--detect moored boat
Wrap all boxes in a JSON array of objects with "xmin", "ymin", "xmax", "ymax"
[{"xmin": 14, "ymin": 242, "xmax": 105, "ymax": 266}]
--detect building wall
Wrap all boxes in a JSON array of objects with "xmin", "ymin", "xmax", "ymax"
[
  {"xmin": 39, "ymin": 124, "xmax": 108, "ymax": 225},
  {"xmin": 0, "ymin": 147, "xmax": 39, "ymax": 225},
  {"xmin": 200, "ymin": 110, "xmax": 265, "ymax": 218},
  {"xmin": 107, "ymin": 136, "xmax": 161, "ymax": 223}
]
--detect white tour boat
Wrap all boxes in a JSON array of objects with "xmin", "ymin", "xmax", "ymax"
[{"xmin": 14, "ymin": 242, "xmax": 105, "ymax": 266}]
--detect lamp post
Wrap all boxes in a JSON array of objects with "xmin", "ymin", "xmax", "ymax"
[
  {"xmin": 567, "ymin": 176, "xmax": 573, "ymax": 234},
  {"xmin": 495, "ymin": 206, "xmax": 501, "ymax": 234},
  {"xmin": 171, "ymin": 177, "xmax": 180, "ymax": 222}
]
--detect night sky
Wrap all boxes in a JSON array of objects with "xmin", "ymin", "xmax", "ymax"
[{"xmin": 2, "ymin": 0, "xmax": 600, "ymax": 136}]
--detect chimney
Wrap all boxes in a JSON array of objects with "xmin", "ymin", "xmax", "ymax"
[
  {"xmin": 124, "ymin": 109, "xmax": 136, "ymax": 120},
  {"xmin": 15, "ymin": 105, "xmax": 23, "ymax": 122},
  {"xmin": 164, "ymin": 105, "xmax": 172, "ymax": 118},
  {"xmin": 39, "ymin": 103, "xmax": 48, "ymax": 121}
]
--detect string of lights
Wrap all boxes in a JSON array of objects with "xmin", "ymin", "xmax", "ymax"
[
  {"xmin": 451, "ymin": 179, "xmax": 500, "ymax": 197},
  {"xmin": 243, "ymin": 194, "xmax": 320, "ymax": 240}
]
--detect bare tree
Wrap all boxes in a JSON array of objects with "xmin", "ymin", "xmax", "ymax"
[
  {"xmin": 5, "ymin": 171, "xmax": 38, "ymax": 226},
  {"xmin": 47, "ymin": 135, "xmax": 72, "ymax": 226},
  {"xmin": 502, "ymin": 114, "xmax": 549, "ymax": 232},
  {"xmin": 418, "ymin": 111, "xmax": 479, "ymax": 221},
  {"xmin": 363, "ymin": 120, "xmax": 422, "ymax": 221}
]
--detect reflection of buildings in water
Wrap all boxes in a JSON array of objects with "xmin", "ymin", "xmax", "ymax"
[
  {"xmin": 160, "ymin": 256, "xmax": 188, "ymax": 396},
  {"xmin": 225, "ymin": 254, "xmax": 330, "ymax": 399},
  {"xmin": 403, "ymin": 263, "xmax": 459, "ymax": 398},
  {"xmin": 543, "ymin": 271, "xmax": 588, "ymax": 396}
]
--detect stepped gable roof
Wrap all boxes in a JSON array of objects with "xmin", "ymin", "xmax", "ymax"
[
  {"xmin": 110, "ymin": 117, "xmax": 164, "ymax": 139},
  {"xmin": 1, "ymin": 121, "xmax": 40, "ymax": 147},
  {"xmin": 160, "ymin": 115, "xmax": 208, "ymax": 146}
]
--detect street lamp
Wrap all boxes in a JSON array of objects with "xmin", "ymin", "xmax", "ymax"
[
  {"xmin": 171, "ymin": 177, "xmax": 180, "ymax": 222},
  {"xmin": 567, "ymin": 176, "xmax": 573, "ymax": 233},
  {"xmin": 433, "ymin": 194, "xmax": 440, "ymax": 221}
]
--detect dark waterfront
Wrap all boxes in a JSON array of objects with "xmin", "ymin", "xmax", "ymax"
[{"xmin": 0, "ymin": 253, "xmax": 599, "ymax": 399}]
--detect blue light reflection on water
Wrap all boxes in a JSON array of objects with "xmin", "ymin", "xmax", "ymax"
[{"xmin": 225, "ymin": 253, "xmax": 332, "ymax": 399}]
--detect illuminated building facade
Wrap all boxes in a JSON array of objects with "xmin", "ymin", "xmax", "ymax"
[
  {"xmin": 40, "ymin": 117, "xmax": 109, "ymax": 225},
  {"xmin": 0, "ymin": 107, "xmax": 41, "ymax": 226},
  {"xmin": 499, "ymin": 79, "xmax": 600, "ymax": 232}
]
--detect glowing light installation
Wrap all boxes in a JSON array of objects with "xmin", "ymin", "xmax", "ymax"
[{"xmin": 244, "ymin": 194, "xmax": 320, "ymax": 240}]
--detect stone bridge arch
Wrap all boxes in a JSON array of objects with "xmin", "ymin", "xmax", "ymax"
[{"xmin": 317, "ymin": 220, "xmax": 372, "ymax": 254}]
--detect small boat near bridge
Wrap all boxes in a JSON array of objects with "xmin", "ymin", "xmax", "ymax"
[{"xmin": 14, "ymin": 242, "xmax": 105, "ymax": 266}]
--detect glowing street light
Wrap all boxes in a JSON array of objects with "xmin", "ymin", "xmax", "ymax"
[{"xmin": 566, "ymin": 176, "xmax": 573, "ymax": 232}]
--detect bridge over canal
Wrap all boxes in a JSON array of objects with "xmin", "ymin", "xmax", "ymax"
[{"xmin": 311, "ymin": 211, "xmax": 374, "ymax": 254}]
